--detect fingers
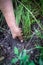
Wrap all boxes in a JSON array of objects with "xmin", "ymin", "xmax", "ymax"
[
  {"xmin": 18, "ymin": 35, "xmax": 23, "ymax": 42},
  {"xmin": 17, "ymin": 31, "xmax": 23, "ymax": 42},
  {"xmin": 12, "ymin": 33, "xmax": 23, "ymax": 42},
  {"xmin": 12, "ymin": 34, "xmax": 16, "ymax": 39},
  {"xmin": 12, "ymin": 32, "xmax": 23, "ymax": 42},
  {"xmin": 11, "ymin": 27, "xmax": 23, "ymax": 42}
]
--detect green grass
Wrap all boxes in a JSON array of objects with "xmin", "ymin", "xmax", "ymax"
[
  {"xmin": 14, "ymin": 0, "xmax": 43, "ymax": 40},
  {"xmin": 11, "ymin": 46, "xmax": 43, "ymax": 65},
  {"xmin": 12, "ymin": 0, "xmax": 43, "ymax": 65}
]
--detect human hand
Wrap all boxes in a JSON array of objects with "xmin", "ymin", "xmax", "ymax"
[
  {"xmin": 10, "ymin": 26, "xmax": 23, "ymax": 42},
  {"xmin": 0, "ymin": 0, "xmax": 23, "ymax": 42}
]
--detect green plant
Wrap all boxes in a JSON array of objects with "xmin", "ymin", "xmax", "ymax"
[
  {"xmin": 22, "ymin": 10, "xmax": 31, "ymax": 40},
  {"xmin": 14, "ymin": 0, "xmax": 43, "ymax": 41},
  {"xmin": 40, "ymin": 0, "xmax": 43, "ymax": 15},
  {"xmin": 11, "ymin": 47, "xmax": 35, "ymax": 65},
  {"xmin": 11, "ymin": 46, "xmax": 43, "ymax": 65},
  {"xmin": 39, "ymin": 58, "xmax": 43, "ymax": 65},
  {"xmin": 34, "ymin": 28, "xmax": 43, "ymax": 39},
  {"xmin": 15, "ymin": 5, "xmax": 23, "ymax": 25}
]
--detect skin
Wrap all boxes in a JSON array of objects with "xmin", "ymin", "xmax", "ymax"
[{"xmin": 0, "ymin": 0, "xmax": 23, "ymax": 42}]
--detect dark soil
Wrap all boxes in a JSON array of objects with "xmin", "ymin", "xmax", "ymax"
[
  {"xmin": 0, "ymin": 32, "xmax": 25, "ymax": 65},
  {"xmin": 0, "ymin": 30, "xmax": 43, "ymax": 65},
  {"xmin": 0, "ymin": 16, "xmax": 43, "ymax": 65}
]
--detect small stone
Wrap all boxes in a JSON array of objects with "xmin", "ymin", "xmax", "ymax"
[
  {"xmin": 0, "ymin": 56, "xmax": 5, "ymax": 61},
  {"xmin": 21, "ymin": 40, "xmax": 23, "ymax": 42}
]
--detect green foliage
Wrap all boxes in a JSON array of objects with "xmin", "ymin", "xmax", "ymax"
[
  {"xmin": 0, "ymin": 0, "xmax": 43, "ymax": 41},
  {"xmin": 11, "ymin": 46, "xmax": 43, "ymax": 65},
  {"xmin": 22, "ymin": 0, "xmax": 28, "ymax": 3},
  {"xmin": 15, "ymin": 5, "xmax": 23, "ymax": 25},
  {"xmin": 14, "ymin": 0, "xmax": 43, "ymax": 41},
  {"xmin": 0, "ymin": 12, "xmax": 4, "ymax": 25},
  {"xmin": 11, "ymin": 58, "xmax": 18, "ymax": 64},
  {"xmin": 11, "ymin": 47, "xmax": 35, "ymax": 65},
  {"xmin": 29, "ymin": 61, "xmax": 35, "ymax": 65},
  {"xmin": 14, "ymin": 47, "xmax": 19, "ymax": 55},
  {"xmin": 38, "ymin": 47, "xmax": 43, "ymax": 65},
  {"xmin": 35, "ymin": 29, "xmax": 43, "ymax": 39},
  {"xmin": 40, "ymin": 0, "xmax": 43, "ymax": 15},
  {"xmin": 0, "ymin": 0, "xmax": 43, "ymax": 64},
  {"xmin": 39, "ymin": 58, "xmax": 43, "ymax": 65},
  {"xmin": 12, "ymin": 1, "xmax": 43, "ymax": 64},
  {"xmin": 22, "ymin": 11, "xmax": 31, "ymax": 40}
]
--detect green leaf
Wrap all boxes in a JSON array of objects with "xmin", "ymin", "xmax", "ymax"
[
  {"xmin": 35, "ymin": 45, "xmax": 43, "ymax": 49},
  {"xmin": 35, "ymin": 29, "xmax": 41, "ymax": 36},
  {"xmin": 14, "ymin": 47, "xmax": 19, "ymax": 55},
  {"xmin": 40, "ymin": 0, "xmax": 43, "ymax": 15},
  {"xmin": 11, "ymin": 58, "xmax": 18, "ymax": 64},
  {"xmin": 40, "ymin": 48, "xmax": 43, "ymax": 59},
  {"xmin": 19, "ymin": 52, "xmax": 22, "ymax": 60},
  {"xmin": 29, "ymin": 61, "xmax": 35, "ymax": 65},
  {"xmin": 20, "ymin": 49, "xmax": 29, "ymax": 62},
  {"xmin": 22, "ymin": 10, "xmax": 31, "ymax": 40},
  {"xmin": 15, "ymin": 5, "xmax": 23, "ymax": 25},
  {"xmin": 22, "ymin": 0, "xmax": 28, "ymax": 2},
  {"xmin": 34, "ymin": 29, "xmax": 43, "ymax": 39},
  {"xmin": 39, "ymin": 58, "xmax": 43, "ymax": 65}
]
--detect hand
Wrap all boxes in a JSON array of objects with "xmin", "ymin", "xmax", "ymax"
[{"xmin": 10, "ymin": 26, "xmax": 23, "ymax": 42}]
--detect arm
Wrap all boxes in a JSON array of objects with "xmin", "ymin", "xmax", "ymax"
[
  {"xmin": 0, "ymin": 0, "xmax": 23, "ymax": 42},
  {"xmin": 0, "ymin": 0, "xmax": 16, "ymax": 28}
]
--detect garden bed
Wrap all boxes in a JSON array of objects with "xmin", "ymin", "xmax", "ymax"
[
  {"xmin": 0, "ymin": 24, "xmax": 43, "ymax": 65},
  {"xmin": 0, "ymin": 0, "xmax": 43, "ymax": 65}
]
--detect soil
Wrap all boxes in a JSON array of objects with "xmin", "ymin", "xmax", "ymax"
[
  {"xmin": 0, "ymin": 16, "xmax": 43, "ymax": 65},
  {"xmin": 0, "ymin": 30, "xmax": 43, "ymax": 65},
  {"xmin": 0, "ymin": 32, "xmax": 26, "ymax": 65}
]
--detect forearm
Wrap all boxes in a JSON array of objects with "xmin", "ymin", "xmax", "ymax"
[
  {"xmin": 0, "ymin": 0, "xmax": 23, "ymax": 41},
  {"xmin": 0, "ymin": 0, "xmax": 17, "ymax": 28}
]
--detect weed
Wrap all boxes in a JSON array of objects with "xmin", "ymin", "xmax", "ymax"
[{"xmin": 11, "ymin": 46, "xmax": 43, "ymax": 65}]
